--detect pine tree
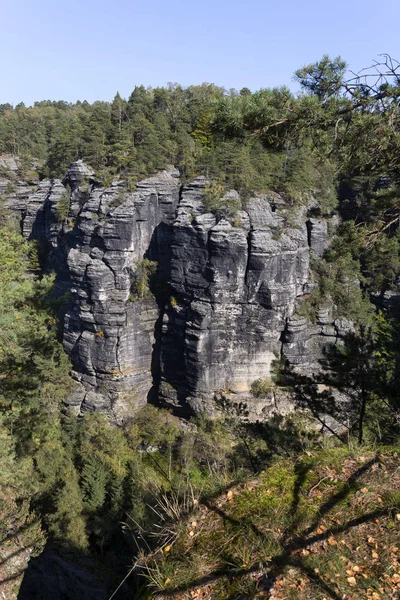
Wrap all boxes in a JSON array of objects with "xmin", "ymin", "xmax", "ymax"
[
  {"xmin": 108, "ymin": 474, "xmax": 125, "ymax": 517},
  {"xmin": 55, "ymin": 184, "xmax": 71, "ymax": 223},
  {"xmin": 49, "ymin": 466, "xmax": 88, "ymax": 550},
  {"xmin": 81, "ymin": 456, "xmax": 108, "ymax": 512}
]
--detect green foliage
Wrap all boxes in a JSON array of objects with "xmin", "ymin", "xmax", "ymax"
[
  {"xmin": 204, "ymin": 181, "xmax": 225, "ymax": 212},
  {"xmin": 81, "ymin": 456, "xmax": 108, "ymax": 512},
  {"xmin": 204, "ymin": 181, "xmax": 243, "ymax": 215},
  {"xmin": 55, "ymin": 183, "xmax": 71, "ymax": 222},
  {"xmin": 297, "ymin": 232, "xmax": 373, "ymax": 324},
  {"xmin": 130, "ymin": 259, "xmax": 157, "ymax": 301},
  {"xmin": 251, "ymin": 377, "xmax": 273, "ymax": 398},
  {"xmin": 48, "ymin": 466, "xmax": 89, "ymax": 551},
  {"xmin": 0, "ymin": 77, "xmax": 342, "ymax": 205},
  {"xmin": 294, "ymin": 55, "xmax": 347, "ymax": 100}
]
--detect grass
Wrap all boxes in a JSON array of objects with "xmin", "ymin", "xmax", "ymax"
[{"xmin": 137, "ymin": 445, "xmax": 400, "ymax": 599}]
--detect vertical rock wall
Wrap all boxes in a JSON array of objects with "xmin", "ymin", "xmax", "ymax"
[
  {"xmin": 159, "ymin": 179, "xmax": 311, "ymax": 418},
  {"xmin": 16, "ymin": 161, "xmax": 342, "ymax": 421}
]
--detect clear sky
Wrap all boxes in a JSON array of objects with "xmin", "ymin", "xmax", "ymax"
[{"xmin": 2, "ymin": 0, "xmax": 399, "ymax": 106}]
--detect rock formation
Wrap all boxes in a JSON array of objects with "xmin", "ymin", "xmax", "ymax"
[
  {"xmin": 0, "ymin": 154, "xmax": 41, "ymax": 219},
  {"xmin": 3, "ymin": 157, "xmax": 344, "ymax": 422}
]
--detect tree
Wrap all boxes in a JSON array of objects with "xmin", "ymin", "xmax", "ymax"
[
  {"xmin": 111, "ymin": 92, "xmax": 128, "ymax": 130},
  {"xmin": 294, "ymin": 55, "xmax": 347, "ymax": 100},
  {"xmin": 81, "ymin": 456, "xmax": 108, "ymax": 512},
  {"xmin": 322, "ymin": 325, "xmax": 375, "ymax": 444},
  {"xmin": 48, "ymin": 466, "xmax": 88, "ymax": 550},
  {"xmin": 276, "ymin": 310, "xmax": 400, "ymax": 445},
  {"xmin": 55, "ymin": 184, "xmax": 71, "ymax": 222},
  {"xmin": 130, "ymin": 259, "xmax": 157, "ymax": 301}
]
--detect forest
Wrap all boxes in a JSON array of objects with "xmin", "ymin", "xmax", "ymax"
[{"xmin": 0, "ymin": 55, "xmax": 400, "ymax": 599}]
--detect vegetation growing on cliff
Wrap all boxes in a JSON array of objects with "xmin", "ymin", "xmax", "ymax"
[
  {"xmin": 1, "ymin": 53, "xmax": 400, "ymax": 598},
  {"xmin": 130, "ymin": 259, "xmax": 158, "ymax": 301},
  {"xmin": 0, "ymin": 82, "xmax": 334, "ymax": 203}
]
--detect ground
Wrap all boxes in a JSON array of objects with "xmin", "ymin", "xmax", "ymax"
[{"xmin": 139, "ymin": 445, "xmax": 400, "ymax": 600}]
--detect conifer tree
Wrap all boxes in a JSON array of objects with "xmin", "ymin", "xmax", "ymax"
[
  {"xmin": 55, "ymin": 184, "xmax": 71, "ymax": 223},
  {"xmin": 81, "ymin": 456, "xmax": 108, "ymax": 512},
  {"xmin": 49, "ymin": 466, "xmax": 88, "ymax": 550}
]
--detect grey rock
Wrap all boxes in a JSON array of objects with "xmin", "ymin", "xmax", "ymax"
[
  {"xmin": 0, "ymin": 154, "xmax": 41, "ymax": 219},
  {"xmin": 63, "ymin": 159, "xmax": 95, "ymax": 191},
  {"xmin": 306, "ymin": 218, "xmax": 328, "ymax": 256},
  {"xmin": 22, "ymin": 165, "xmax": 180, "ymax": 423},
  {"xmin": 20, "ymin": 162, "xmax": 345, "ymax": 421}
]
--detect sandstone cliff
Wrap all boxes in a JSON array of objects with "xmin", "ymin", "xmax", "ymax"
[{"xmin": 4, "ymin": 158, "xmax": 345, "ymax": 422}]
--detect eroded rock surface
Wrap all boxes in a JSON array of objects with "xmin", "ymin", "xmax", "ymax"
[
  {"xmin": 159, "ymin": 181, "xmax": 312, "ymax": 418},
  {"xmin": 0, "ymin": 154, "xmax": 41, "ymax": 219},
  {"xmin": 2, "ymin": 159, "xmax": 342, "ymax": 421}
]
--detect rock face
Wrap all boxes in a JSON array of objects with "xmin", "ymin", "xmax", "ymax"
[
  {"xmin": 159, "ymin": 181, "xmax": 312, "ymax": 418},
  {"xmin": 0, "ymin": 154, "xmax": 41, "ymax": 219},
  {"xmin": 5, "ymin": 159, "xmax": 341, "ymax": 422}
]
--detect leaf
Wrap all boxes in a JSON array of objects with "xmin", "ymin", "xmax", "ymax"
[
  {"xmin": 347, "ymin": 576, "xmax": 357, "ymax": 586},
  {"xmin": 328, "ymin": 537, "xmax": 337, "ymax": 546}
]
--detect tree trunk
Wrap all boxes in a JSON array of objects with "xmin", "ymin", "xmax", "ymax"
[{"xmin": 358, "ymin": 389, "xmax": 367, "ymax": 445}]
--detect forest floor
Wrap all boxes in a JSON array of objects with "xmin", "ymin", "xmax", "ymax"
[{"xmin": 139, "ymin": 445, "xmax": 400, "ymax": 600}]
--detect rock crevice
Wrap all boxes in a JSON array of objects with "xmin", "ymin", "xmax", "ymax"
[{"xmin": 11, "ymin": 160, "xmax": 340, "ymax": 422}]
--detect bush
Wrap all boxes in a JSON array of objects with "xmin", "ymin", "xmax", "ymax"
[
  {"xmin": 55, "ymin": 184, "xmax": 71, "ymax": 222},
  {"xmin": 204, "ymin": 181, "xmax": 242, "ymax": 215},
  {"xmin": 129, "ymin": 259, "xmax": 157, "ymax": 301},
  {"xmin": 251, "ymin": 377, "xmax": 273, "ymax": 398}
]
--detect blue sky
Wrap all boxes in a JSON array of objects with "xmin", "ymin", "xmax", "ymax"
[{"xmin": 2, "ymin": 0, "xmax": 399, "ymax": 105}]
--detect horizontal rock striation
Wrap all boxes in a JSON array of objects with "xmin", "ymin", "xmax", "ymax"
[
  {"xmin": 10, "ymin": 160, "xmax": 342, "ymax": 421},
  {"xmin": 0, "ymin": 154, "xmax": 42, "ymax": 220},
  {"xmin": 159, "ymin": 180, "xmax": 318, "ymax": 419},
  {"xmin": 20, "ymin": 161, "xmax": 180, "ymax": 422}
]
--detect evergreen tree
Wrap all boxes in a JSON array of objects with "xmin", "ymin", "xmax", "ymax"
[
  {"xmin": 49, "ymin": 466, "xmax": 88, "ymax": 550},
  {"xmin": 81, "ymin": 456, "xmax": 108, "ymax": 512},
  {"xmin": 55, "ymin": 183, "xmax": 71, "ymax": 222}
]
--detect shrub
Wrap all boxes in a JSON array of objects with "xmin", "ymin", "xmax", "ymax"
[
  {"xmin": 130, "ymin": 259, "xmax": 157, "ymax": 301},
  {"xmin": 251, "ymin": 377, "xmax": 273, "ymax": 398},
  {"xmin": 204, "ymin": 182, "xmax": 242, "ymax": 215},
  {"xmin": 55, "ymin": 184, "xmax": 71, "ymax": 223}
]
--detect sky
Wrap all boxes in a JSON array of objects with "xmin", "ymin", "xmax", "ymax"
[{"xmin": 2, "ymin": 0, "xmax": 400, "ymax": 106}]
